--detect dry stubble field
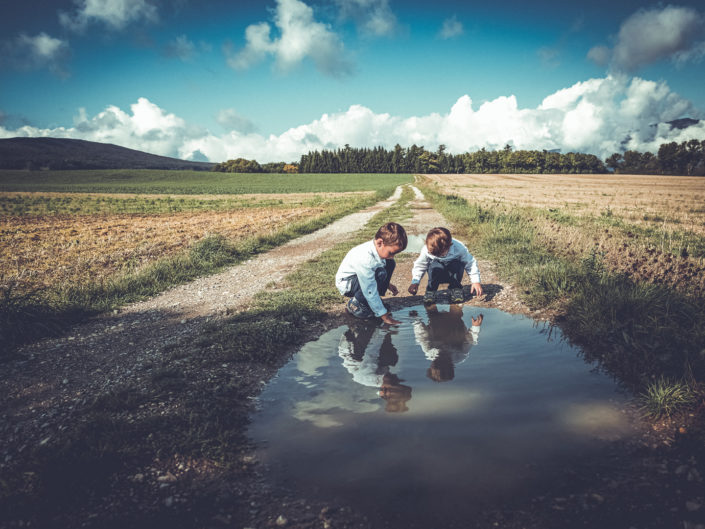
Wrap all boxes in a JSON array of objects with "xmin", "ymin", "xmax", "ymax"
[
  {"xmin": 424, "ymin": 173, "xmax": 705, "ymax": 295},
  {"xmin": 0, "ymin": 191, "xmax": 372, "ymax": 295}
]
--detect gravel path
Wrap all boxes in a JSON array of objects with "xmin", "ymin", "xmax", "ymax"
[{"xmin": 120, "ymin": 186, "xmax": 404, "ymax": 319}]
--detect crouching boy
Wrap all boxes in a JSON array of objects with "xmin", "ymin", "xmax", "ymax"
[
  {"xmin": 407, "ymin": 227, "xmax": 483, "ymax": 304},
  {"xmin": 336, "ymin": 222, "xmax": 407, "ymax": 325}
]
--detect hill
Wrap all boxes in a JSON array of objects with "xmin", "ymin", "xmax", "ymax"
[{"xmin": 0, "ymin": 137, "xmax": 214, "ymax": 170}]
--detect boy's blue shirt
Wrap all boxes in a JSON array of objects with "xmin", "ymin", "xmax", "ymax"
[
  {"xmin": 335, "ymin": 239, "xmax": 389, "ymax": 317},
  {"xmin": 411, "ymin": 238, "xmax": 481, "ymax": 285}
]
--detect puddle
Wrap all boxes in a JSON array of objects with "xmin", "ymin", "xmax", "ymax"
[
  {"xmin": 249, "ymin": 305, "xmax": 636, "ymax": 528},
  {"xmin": 402, "ymin": 234, "xmax": 426, "ymax": 253}
]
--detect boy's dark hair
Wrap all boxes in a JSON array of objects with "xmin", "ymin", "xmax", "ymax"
[
  {"xmin": 426, "ymin": 227, "xmax": 452, "ymax": 256},
  {"xmin": 375, "ymin": 222, "xmax": 408, "ymax": 250}
]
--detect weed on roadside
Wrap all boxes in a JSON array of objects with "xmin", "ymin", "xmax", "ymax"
[{"xmin": 638, "ymin": 377, "xmax": 698, "ymax": 418}]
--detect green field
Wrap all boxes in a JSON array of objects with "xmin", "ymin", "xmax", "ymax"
[
  {"xmin": 0, "ymin": 193, "xmax": 356, "ymax": 216},
  {"xmin": 0, "ymin": 170, "xmax": 413, "ymax": 194}
]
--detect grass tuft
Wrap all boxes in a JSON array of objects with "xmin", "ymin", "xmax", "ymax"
[{"xmin": 638, "ymin": 377, "xmax": 697, "ymax": 418}]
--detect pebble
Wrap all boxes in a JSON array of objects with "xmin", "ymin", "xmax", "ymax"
[
  {"xmin": 275, "ymin": 515, "xmax": 288, "ymax": 526},
  {"xmin": 686, "ymin": 500, "xmax": 702, "ymax": 512},
  {"xmin": 164, "ymin": 496, "xmax": 174, "ymax": 507},
  {"xmin": 157, "ymin": 472, "xmax": 177, "ymax": 483}
]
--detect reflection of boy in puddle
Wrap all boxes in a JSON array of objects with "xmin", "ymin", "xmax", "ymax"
[
  {"xmin": 338, "ymin": 324, "xmax": 412, "ymax": 412},
  {"xmin": 412, "ymin": 305, "xmax": 483, "ymax": 382}
]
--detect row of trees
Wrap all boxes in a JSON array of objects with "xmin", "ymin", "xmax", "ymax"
[
  {"xmin": 212, "ymin": 158, "xmax": 297, "ymax": 173},
  {"xmin": 606, "ymin": 140, "xmax": 705, "ymax": 176},
  {"xmin": 212, "ymin": 139, "xmax": 705, "ymax": 175},
  {"xmin": 297, "ymin": 144, "xmax": 606, "ymax": 174}
]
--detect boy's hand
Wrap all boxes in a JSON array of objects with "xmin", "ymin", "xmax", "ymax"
[
  {"xmin": 408, "ymin": 283, "xmax": 419, "ymax": 295},
  {"xmin": 388, "ymin": 283, "xmax": 399, "ymax": 296},
  {"xmin": 381, "ymin": 312, "xmax": 401, "ymax": 325},
  {"xmin": 471, "ymin": 283, "xmax": 483, "ymax": 297}
]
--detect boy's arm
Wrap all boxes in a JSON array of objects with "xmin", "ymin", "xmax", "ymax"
[
  {"xmin": 409, "ymin": 249, "xmax": 430, "ymax": 294},
  {"xmin": 458, "ymin": 244, "xmax": 481, "ymax": 284},
  {"xmin": 352, "ymin": 262, "xmax": 388, "ymax": 318},
  {"xmin": 456, "ymin": 243, "xmax": 483, "ymax": 296}
]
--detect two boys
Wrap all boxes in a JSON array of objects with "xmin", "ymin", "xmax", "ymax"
[{"xmin": 336, "ymin": 223, "xmax": 482, "ymax": 323}]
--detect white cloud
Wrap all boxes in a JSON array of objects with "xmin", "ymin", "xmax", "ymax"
[
  {"xmin": 216, "ymin": 108, "xmax": 257, "ymax": 134},
  {"xmin": 226, "ymin": 0, "xmax": 352, "ymax": 76},
  {"xmin": 2, "ymin": 76, "xmax": 704, "ymax": 164},
  {"xmin": 60, "ymin": 0, "xmax": 158, "ymax": 31},
  {"xmin": 439, "ymin": 15, "xmax": 463, "ymax": 40},
  {"xmin": 335, "ymin": 0, "xmax": 398, "ymax": 37},
  {"xmin": 1, "ymin": 33, "xmax": 70, "ymax": 77},
  {"xmin": 589, "ymin": 5, "xmax": 705, "ymax": 72}
]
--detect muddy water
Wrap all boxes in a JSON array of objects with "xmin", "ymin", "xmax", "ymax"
[{"xmin": 249, "ymin": 305, "xmax": 637, "ymax": 528}]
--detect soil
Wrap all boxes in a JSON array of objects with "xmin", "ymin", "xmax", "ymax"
[{"xmin": 1, "ymin": 186, "xmax": 703, "ymax": 529}]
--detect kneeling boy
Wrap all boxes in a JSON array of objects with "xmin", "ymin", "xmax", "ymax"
[
  {"xmin": 407, "ymin": 227, "xmax": 483, "ymax": 304},
  {"xmin": 336, "ymin": 222, "xmax": 407, "ymax": 325}
]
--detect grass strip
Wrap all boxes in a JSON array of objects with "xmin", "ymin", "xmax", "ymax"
[
  {"xmin": 419, "ymin": 187, "xmax": 705, "ymax": 400},
  {"xmin": 0, "ymin": 188, "xmax": 394, "ymax": 354}
]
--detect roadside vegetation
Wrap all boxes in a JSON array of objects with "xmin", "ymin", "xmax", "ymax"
[
  {"xmin": 0, "ymin": 184, "xmax": 404, "ymax": 353},
  {"xmin": 419, "ymin": 176, "xmax": 705, "ymax": 418}
]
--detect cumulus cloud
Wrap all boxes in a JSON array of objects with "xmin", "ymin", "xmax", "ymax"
[
  {"xmin": 2, "ymin": 76, "xmax": 704, "ymax": 163},
  {"xmin": 439, "ymin": 15, "xmax": 463, "ymax": 40},
  {"xmin": 0, "ymin": 98, "xmax": 201, "ymax": 159},
  {"xmin": 216, "ymin": 108, "xmax": 257, "ymax": 134},
  {"xmin": 60, "ymin": 0, "xmax": 159, "ymax": 31},
  {"xmin": 0, "ymin": 32, "xmax": 71, "ymax": 77},
  {"xmin": 226, "ymin": 0, "xmax": 352, "ymax": 76},
  {"xmin": 335, "ymin": 0, "xmax": 398, "ymax": 37},
  {"xmin": 589, "ymin": 5, "xmax": 705, "ymax": 72}
]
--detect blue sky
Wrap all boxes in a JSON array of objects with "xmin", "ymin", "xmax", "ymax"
[{"xmin": 1, "ymin": 0, "xmax": 705, "ymax": 162}]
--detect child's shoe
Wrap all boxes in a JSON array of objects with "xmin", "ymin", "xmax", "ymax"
[
  {"xmin": 423, "ymin": 289, "xmax": 436, "ymax": 304},
  {"xmin": 450, "ymin": 288, "xmax": 464, "ymax": 304},
  {"xmin": 347, "ymin": 298, "xmax": 374, "ymax": 319}
]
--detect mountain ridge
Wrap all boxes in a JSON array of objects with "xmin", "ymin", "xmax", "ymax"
[{"xmin": 0, "ymin": 137, "xmax": 214, "ymax": 170}]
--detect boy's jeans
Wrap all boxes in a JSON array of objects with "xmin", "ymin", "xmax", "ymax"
[
  {"xmin": 427, "ymin": 259, "xmax": 463, "ymax": 290},
  {"xmin": 345, "ymin": 259, "xmax": 396, "ymax": 313}
]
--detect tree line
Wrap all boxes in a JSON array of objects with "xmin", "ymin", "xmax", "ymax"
[
  {"xmin": 212, "ymin": 158, "xmax": 297, "ymax": 174},
  {"xmin": 212, "ymin": 139, "xmax": 705, "ymax": 175},
  {"xmin": 298, "ymin": 144, "xmax": 607, "ymax": 174},
  {"xmin": 606, "ymin": 140, "xmax": 705, "ymax": 176}
]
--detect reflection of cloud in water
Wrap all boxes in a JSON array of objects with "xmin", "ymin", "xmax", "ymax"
[
  {"xmin": 292, "ymin": 392, "xmax": 380, "ymax": 428},
  {"xmin": 405, "ymin": 388, "xmax": 488, "ymax": 416},
  {"xmin": 559, "ymin": 402, "xmax": 632, "ymax": 439},
  {"xmin": 296, "ymin": 341, "xmax": 333, "ymax": 377}
]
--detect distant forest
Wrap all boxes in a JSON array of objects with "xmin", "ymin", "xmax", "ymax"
[{"xmin": 214, "ymin": 139, "xmax": 705, "ymax": 175}]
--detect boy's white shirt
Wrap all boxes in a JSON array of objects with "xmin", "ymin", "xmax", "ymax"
[
  {"xmin": 338, "ymin": 329, "xmax": 388, "ymax": 387},
  {"xmin": 413, "ymin": 320, "xmax": 481, "ymax": 364},
  {"xmin": 335, "ymin": 239, "xmax": 388, "ymax": 317},
  {"xmin": 411, "ymin": 238, "xmax": 481, "ymax": 285}
]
